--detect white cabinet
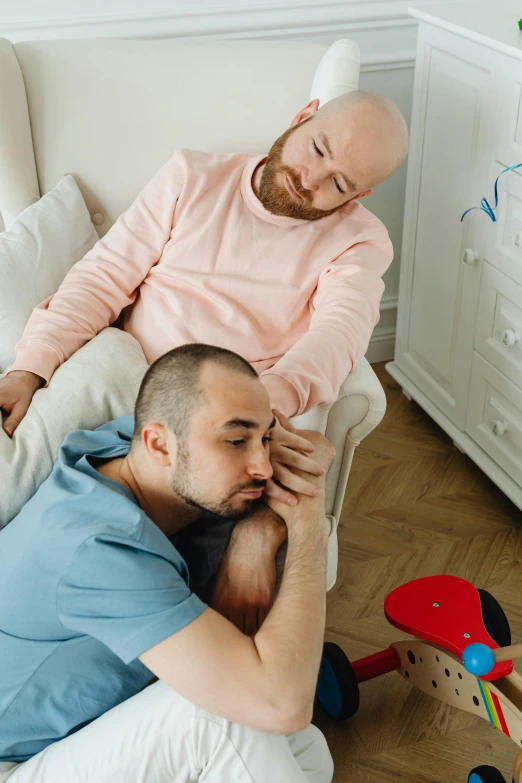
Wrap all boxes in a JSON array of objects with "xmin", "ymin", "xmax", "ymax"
[
  {"xmin": 466, "ymin": 353, "xmax": 522, "ymax": 487},
  {"xmin": 387, "ymin": 1, "xmax": 522, "ymax": 511}
]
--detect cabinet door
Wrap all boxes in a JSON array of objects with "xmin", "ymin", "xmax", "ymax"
[
  {"xmin": 394, "ymin": 24, "xmax": 501, "ymax": 427},
  {"xmin": 494, "ymin": 58, "xmax": 522, "ymax": 170}
]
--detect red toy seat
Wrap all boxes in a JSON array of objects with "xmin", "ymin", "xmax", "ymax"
[{"xmin": 384, "ymin": 576, "xmax": 512, "ymax": 681}]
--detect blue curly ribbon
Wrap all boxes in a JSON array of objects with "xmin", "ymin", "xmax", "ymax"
[{"xmin": 461, "ymin": 163, "xmax": 522, "ymax": 222}]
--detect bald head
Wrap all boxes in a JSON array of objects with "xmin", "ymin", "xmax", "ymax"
[{"xmin": 316, "ymin": 90, "xmax": 409, "ymax": 187}]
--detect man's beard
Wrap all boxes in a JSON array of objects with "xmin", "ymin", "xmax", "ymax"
[
  {"xmin": 171, "ymin": 442, "xmax": 266, "ymax": 520},
  {"xmin": 259, "ymin": 122, "xmax": 345, "ymax": 221}
]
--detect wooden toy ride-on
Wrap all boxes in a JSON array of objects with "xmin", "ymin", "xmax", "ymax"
[{"xmin": 316, "ymin": 576, "xmax": 522, "ymax": 782}]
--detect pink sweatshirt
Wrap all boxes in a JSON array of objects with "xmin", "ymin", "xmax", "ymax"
[{"xmin": 11, "ymin": 151, "xmax": 393, "ymax": 417}]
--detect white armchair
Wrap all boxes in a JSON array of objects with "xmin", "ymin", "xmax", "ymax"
[{"xmin": 0, "ymin": 36, "xmax": 386, "ymax": 589}]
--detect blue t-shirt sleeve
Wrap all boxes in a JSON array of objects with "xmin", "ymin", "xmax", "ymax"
[{"xmin": 56, "ymin": 534, "xmax": 207, "ymax": 664}]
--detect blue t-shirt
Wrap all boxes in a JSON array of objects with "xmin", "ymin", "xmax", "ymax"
[{"xmin": 0, "ymin": 415, "xmax": 207, "ymax": 762}]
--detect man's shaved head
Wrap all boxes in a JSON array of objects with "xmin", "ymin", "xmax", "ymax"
[
  {"xmin": 130, "ymin": 344, "xmax": 273, "ymax": 521},
  {"xmin": 133, "ymin": 343, "xmax": 257, "ymax": 447},
  {"xmin": 257, "ymin": 88, "xmax": 409, "ymax": 220},
  {"xmin": 316, "ymin": 90, "xmax": 409, "ymax": 186}
]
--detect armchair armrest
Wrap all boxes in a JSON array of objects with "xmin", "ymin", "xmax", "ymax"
[{"xmin": 291, "ymin": 358, "xmax": 386, "ymax": 521}]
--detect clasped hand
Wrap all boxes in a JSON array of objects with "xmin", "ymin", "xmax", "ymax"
[
  {"xmin": 264, "ymin": 410, "xmax": 325, "ymax": 505},
  {"xmin": 210, "ymin": 410, "xmax": 324, "ymax": 635}
]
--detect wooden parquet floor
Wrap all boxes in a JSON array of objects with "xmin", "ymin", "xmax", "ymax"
[{"xmin": 314, "ymin": 363, "xmax": 522, "ymax": 783}]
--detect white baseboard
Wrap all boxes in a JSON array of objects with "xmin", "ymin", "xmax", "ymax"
[
  {"xmin": 366, "ymin": 294, "xmax": 397, "ymax": 364},
  {"xmin": 366, "ymin": 327, "xmax": 396, "ymax": 363}
]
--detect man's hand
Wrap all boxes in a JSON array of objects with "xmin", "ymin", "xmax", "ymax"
[
  {"xmin": 0, "ymin": 371, "xmax": 43, "ymax": 436},
  {"xmin": 266, "ymin": 430, "xmax": 335, "ymax": 534},
  {"xmin": 264, "ymin": 409, "xmax": 325, "ymax": 506},
  {"xmin": 210, "ymin": 510, "xmax": 286, "ymax": 637}
]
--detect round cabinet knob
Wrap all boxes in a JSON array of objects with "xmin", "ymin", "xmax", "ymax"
[
  {"xmin": 91, "ymin": 212, "xmax": 105, "ymax": 226},
  {"xmin": 491, "ymin": 420, "xmax": 506, "ymax": 437},
  {"xmin": 501, "ymin": 329, "xmax": 518, "ymax": 347},
  {"xmin": 463, "ymin": 248, "xmax": 480, "ymax": 265}
]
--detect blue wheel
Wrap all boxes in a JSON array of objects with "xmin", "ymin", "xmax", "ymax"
[
  {"xmin": 468, "ymin": 765, "xmax": 506, "ymax": 783},
  {"xmin": 478, "ymin": 589, "xmax": 511, "ymax": 647},
  {"xmin": 316, "ymin": 642, "xmax": 359, "ymax": 721}
]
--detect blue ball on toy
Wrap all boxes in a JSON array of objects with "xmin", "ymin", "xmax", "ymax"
[{"xmin": 462, "ymin": 643, "xmax": 495, "ymax": 676}]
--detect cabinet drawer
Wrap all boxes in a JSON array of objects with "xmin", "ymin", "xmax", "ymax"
[
  {"xmin": 482, "ymin": 165, "xmax": 522, "ymax": 289},
  {"xmin": 466, "ymin": 353, "xmax": 522, "ymax": 487},
  {"xmin": 475, "ymin": 262, "xmax": 522, "ymax": 387}
]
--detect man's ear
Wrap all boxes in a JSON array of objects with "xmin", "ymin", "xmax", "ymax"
[
  {"xmin": 355, "ymin": 189, "xmax": 373, "ymax": 200},
  {"xmin": 141, "ymin": 423, "xmax": 173, "ymax": 467},
  {"xmin": 290, "ymin": 98, "xmax": 320, "ymax": 128}
]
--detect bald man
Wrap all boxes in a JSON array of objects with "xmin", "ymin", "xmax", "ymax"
[
  {"xmin": 0, "ymin": 91, "xmax": 408, "ymax": 625},
  {"xmin": 1, "ymin": 90, "xmax": 408, "ymax": 433}
]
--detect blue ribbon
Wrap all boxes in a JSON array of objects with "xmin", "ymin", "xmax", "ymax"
[{"xmin": 461, "ymin": 163, "xmax": 522, "ymax": 222}]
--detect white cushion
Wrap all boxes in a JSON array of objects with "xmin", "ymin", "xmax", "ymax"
[
  {"xmin": 0, "ymin": 328, "xmax": 148, "ymax": 527},
  {"xmin": 0, "ymin": 173, "xmax": 98, "ymax": 372}
]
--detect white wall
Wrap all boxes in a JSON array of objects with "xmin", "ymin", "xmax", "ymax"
[{"xmin": 0, "ymin": 0, "xmax": 432, "ymax": 360}]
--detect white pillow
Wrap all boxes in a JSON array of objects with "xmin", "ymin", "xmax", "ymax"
[
  {"xmin": 0, "ymin": 174, "xmax": 99, "ymax": 372},
  {"xmin": 0, "ymin": 328, "xmax": 148, "ymax": 527}
]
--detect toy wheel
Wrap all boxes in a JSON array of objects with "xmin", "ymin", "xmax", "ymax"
[
  {"xmin": 468, "ymin": 765, "xmax": 506, "ymax": 783},
  {"xmin": 478, "ymin": 589, "xmax": 511, "ymax": 647},
  {"xmin": 316, "ymin": 642, "xmax": 360, "ymax": 720}
]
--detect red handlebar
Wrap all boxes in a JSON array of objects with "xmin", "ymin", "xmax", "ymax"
[{"xmin": 351, "ymin": 647, "xmax": 402, "ymax": 683}]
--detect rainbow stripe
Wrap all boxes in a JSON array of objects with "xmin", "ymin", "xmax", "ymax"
[{"xmin": 477, "ymin": 679, "xmax": 510, "ymax": 736}]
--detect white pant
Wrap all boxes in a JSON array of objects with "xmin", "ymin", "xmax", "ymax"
[{"xmin": 0, "ymin": 681, "xmax": 333, "ymax": 783}]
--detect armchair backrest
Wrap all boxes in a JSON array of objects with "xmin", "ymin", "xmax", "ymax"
[{"xmin": 0, "ymin": 37, "xmax": 359, "ymax": 235}]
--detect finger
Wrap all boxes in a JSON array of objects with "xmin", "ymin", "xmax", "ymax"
[
  {"xmin": 2, "ymin": 400, "xmax": 29, "ymax": 437},
  {"xmin": 281, "ymin": 430, "xmax": 315, "ymax": 453},
  {"xmin": 273, "ymin": 410, "xmax": 296, "ymax": 434},
  {"xmin": 0, "ymin": 398, "xmax": 12, "ymax": 416},
  {"xmin": 273, "ymin": 465, "xmax": 323, "ymax": 498},
  {"xmin": 264, "ymin": 479, "xmax": 297, "ymax": 506},
  {"xmin": 266, "ymin": 494, "xmax": 293, "ymax": 518},
  {"xmin": 276, "ymin": 447, "xmax": 324, "ymax": 476}
]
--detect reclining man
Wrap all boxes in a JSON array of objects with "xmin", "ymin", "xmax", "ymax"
[
  {"xmin": 0, "ymin": 90, "xmax": 408, "ymax": 431},
  {"xmin": 0, "ymin": 89, "xmax": 408, "ymax": 624},
  {"xmin": 0, "ymin": 344, "xmax": 335, "ymax": 783}
]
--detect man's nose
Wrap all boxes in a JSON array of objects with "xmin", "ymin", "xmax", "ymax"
[
  {"xmin": 300, "ymin": 164, "xmax": 322, "ymax": 192},
  {"xmin": 247, "ymin": 446, "xmax": 273, "ymax": 481}
]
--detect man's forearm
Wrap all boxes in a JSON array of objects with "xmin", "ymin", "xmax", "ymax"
[{"xmin": 253, "ymin": 511, "xmax": 328, "ymax": 721}]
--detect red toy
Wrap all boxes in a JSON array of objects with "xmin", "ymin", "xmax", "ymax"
[{"xmin": 316, "ymin": 575, "xmax": 522, "ymax": 783}]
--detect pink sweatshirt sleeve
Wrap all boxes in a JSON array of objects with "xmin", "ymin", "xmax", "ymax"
[
  {"xmin": 260, "ymin": 229, "xmax": 393, "ymax": 417},
  {"xmin": 9, "ymin": 153, "xmax": 184, "ymax": 384}
]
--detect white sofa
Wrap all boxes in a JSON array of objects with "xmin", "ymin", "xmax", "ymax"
[{"xmin": 0, "ymin": 37, "xmax": 387, "ymax": 589}]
